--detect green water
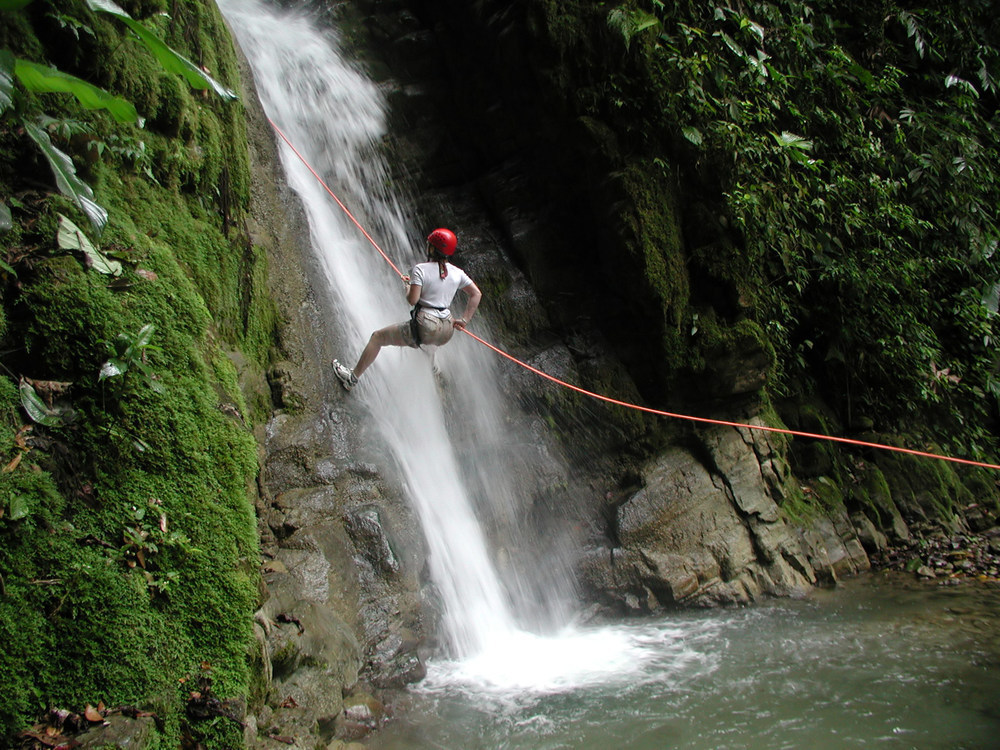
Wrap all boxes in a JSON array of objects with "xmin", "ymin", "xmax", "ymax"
[{"xmin": 371, "ymin": 575, "xmax": 1000, "ymax": 749}]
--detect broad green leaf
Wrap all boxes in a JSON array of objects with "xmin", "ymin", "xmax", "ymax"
[
  {"xmin": 86, "ymin": 0, "xmax": 237, "ymax": 100},
  {"xmin": 0, "ymin": 0, "xmax": 33, "ymax": 10},
  {"xmin": 9, "ymin": 495, "xmax": 29, "ymax": 520},
  {"xmin": 771, "ymin": 131, "xmax": 813, "ymax": 151},
  {"xmin": 978, "ymin": 61, "xmax": 997, "ymax": 95},
  {"xmin": 847, "ymin": 61, "xmax": 877, "ymax": 90},
  {"xmin": 23, "ymin": 120, "xmax": 108, "ymax": 236},
  {"xmin": 0, "ymin": 49, "xmax": 13, "ymax": 114},
  {"xmin": 899, "ymin": 10, "xmax": 926, "ymax": 59},
  {"xmin": 19, "ymin": 378, "xmax": 67, "ymax": 427},
  {"xmin": 99, "ymin": 359, "xmax": 125, "ymax": 380},
  {"xmin": 983, "ymin": 282, "xmax": 1000, "ymax": 315},
  {"xmin": 682, "ymin": 125, "xmax": 703, "ymax": 145},
  {"xmin": 0, "ymin": 203, "xmax": 13, "ymax": 271},
  {"xmin": 717, "ymin": 31, "xmax": 745, "ymax": 60},
  {"xmin": 14, "ymin": 59, "xmax": 138, "ymax": 122},
  {"xmin": 134, "ymin": 323, "xmax": 156, "ymax": 348},
  {"xmin": 631, "ymin": 11, "xmax": 659, "ymax": 34},
  {"xmin": 56, "ymin": 214, "xmax": 122, "ymax": 275},
  {"xmin": 944, "ymin": 74, "xmax": 979, "ymax": 98}
]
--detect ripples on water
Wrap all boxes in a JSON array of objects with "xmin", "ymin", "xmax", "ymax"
[{"xmin": 371, "ymin": 576, "xmax": 1000, "ymax": 750}]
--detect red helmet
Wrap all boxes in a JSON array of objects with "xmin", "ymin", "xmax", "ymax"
[{"xmin": 427, "ymin": 227, "xmax": 457, "ymax": 256}]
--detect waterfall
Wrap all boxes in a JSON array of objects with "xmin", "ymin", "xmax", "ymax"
[
  {"xmin": 219, "ymin": 0, "xmax": 656, "ymax": 693},
  {"xmin": 219, "ymin": 0, "xmax": 561, "ymax": 658}
]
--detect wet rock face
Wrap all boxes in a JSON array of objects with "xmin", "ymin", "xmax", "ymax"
[
  {"xmin": 577, "ymin": 419, "xmax": 900, "ymax": 611},
  {"xmin": 255, "ymin": 414, "xmax": 432, "ymax": 743},
  {"xmin": 235, "ymin": 28, "xmax": 434, "ymax": 746},
  {"xmin": 579, "ymin": 425, "xmax": 817, "ymax": 609}
]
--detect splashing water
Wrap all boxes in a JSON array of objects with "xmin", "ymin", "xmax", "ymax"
[{"xmin": 372, "ymin": 581, "xmax": 1000, "ymax": 749}]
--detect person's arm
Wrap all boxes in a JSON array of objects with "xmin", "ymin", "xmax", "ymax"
[
  {"xmin": 453, "ymin": 281, "xmax": 482, "ymax": 330},
  {"xmin": 406, "ymin": 282, "xmax": 421, "ymax": 306},
  {"xmin": 406, "ymin": 265, "xmax": 422, "ymax": 305}
]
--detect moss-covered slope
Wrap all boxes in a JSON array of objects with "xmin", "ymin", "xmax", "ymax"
[{"xmin": 0, "ymin": 0, "xmax": 274, "ymax": 745}]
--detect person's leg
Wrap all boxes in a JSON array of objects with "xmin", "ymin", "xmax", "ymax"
[{"xmin": 353, "ymin": 324, "xmax": 407, "ymax": 378}]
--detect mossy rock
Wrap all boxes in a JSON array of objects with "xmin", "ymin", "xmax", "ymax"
[
  {"xmin": 774, "ymin": 398, "xmax": 841, "ymax": 479},
  {"xmin": 847, "ymin": 462, "xmax": 910, "ymax": 541},
  {"xmin": 876, "ymin": 451, "xmax": 973, "ymax": 531}
]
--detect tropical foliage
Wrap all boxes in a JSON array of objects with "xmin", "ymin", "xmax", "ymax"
[{"xmin": 607, "ymin": 0, "xmax": 999, "ymax": 456}]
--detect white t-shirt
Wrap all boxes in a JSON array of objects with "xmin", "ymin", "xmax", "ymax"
[{"xmin": 410, "ymin": 261, "xmax": 473, "ymax": 317}]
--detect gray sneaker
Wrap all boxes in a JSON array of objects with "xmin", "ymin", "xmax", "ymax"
[{"xmin": 333, "ymin": 359, "xmax": 358, "ymax": 391}]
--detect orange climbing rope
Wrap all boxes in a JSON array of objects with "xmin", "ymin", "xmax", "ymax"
[
  {"xmin": 269, "ymin": 119, "xmax": 407, "ymax": 279},
  {"xmin": 268, "ymin": 117, "xmax": 1000, "ymax": 472},
  {"xmin": 463, "ymin": 329, "xmax": 1000, "ymax": 471}
]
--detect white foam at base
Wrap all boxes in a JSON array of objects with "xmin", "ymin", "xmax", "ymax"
[{"xmin": 420, "ymin": 621, "xmax": 719, "ymax": 697}]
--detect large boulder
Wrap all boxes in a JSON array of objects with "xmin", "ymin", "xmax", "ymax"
[{"xmin": 579, "ymin": 424, "xmax": 816, "ymax": 609}]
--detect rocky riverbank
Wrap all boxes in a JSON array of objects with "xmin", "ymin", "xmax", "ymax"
[{"xmin": 871, "ymin": 526, "xmax": 1000, "ymax": 583}]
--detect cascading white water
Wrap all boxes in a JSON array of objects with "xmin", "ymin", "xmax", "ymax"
[
  {"xmin": 218, "ymin": 0, "xmax": 518, "ymax": 657},
  {"xmin": 219, "ymin": 0, "xmax": 653, "ymax": 688}
]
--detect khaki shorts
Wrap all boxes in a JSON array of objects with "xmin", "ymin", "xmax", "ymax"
[{"xmin": 400, "ymin": 309, "xmax": 455, "ymax": 348}]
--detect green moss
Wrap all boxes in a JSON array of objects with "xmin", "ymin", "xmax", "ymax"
[
  {"xmin": 851, "ymin": 465, "xmax": 894, "ymax": 528},
  {"xmin": 0, "ymin": 9, "xmax": 42, "ymax": 58},
  {"xmin": 239, "ymin": 241, "xmax": 278, "ymax": 368},
  {"xmin": 961, "ymin": 467, "xmax": 1000, "ymax": 514},
  {"xmin": 148, "ymin": 71, "xmax": 185, "ymax": 135},
  {"xmin": 618, "ymin": 161, "xmax": 689, "ymax": 372},
  {"xmin": 0, "ymin": 1, "xmax": 276, "ymax": 744},
  {"xmin": 696, "ymin": 317, "xmax": 771, "ymax": 363},
  {"xmin": 811, "ymin": 476, "xmax": 844, "ymax": 511},
  {"xmin": 620, "ymin": 162, "xmax": 688, "ymax": 318},
  {"xmin": 775, "ymin": 397, "xmax": 842, "ymax": 480},
  {"xmin": 776, "ymin": 479, "xmax": 816, "ymax": 524},
  {"xmin": 19, "ymin": 257, "xmax": 126, "ymax": 375},
  {"xmin": 877, "ymin": 450, "xmax": 972, "ymax": 524},
  {"xmin": 99, "ymin": 24, "xmax": 167, "ymax": 123}
]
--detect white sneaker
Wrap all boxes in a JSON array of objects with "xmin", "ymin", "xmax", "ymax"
[{"xmin": 333, "ymin": 359, "xmax": 358, "ymax": 391}]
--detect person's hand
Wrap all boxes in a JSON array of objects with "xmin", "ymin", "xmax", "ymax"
[
  {"xmin": 401, "ymin": 275, "xmax": 410, "ymax": 284},
  {"xmin": 453, "ymin": 318, "xmax": 467, "ymax": 330}
]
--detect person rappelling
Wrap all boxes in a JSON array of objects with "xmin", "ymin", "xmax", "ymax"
[{"xmin": 333, "ymin": 228, "xmax": 483, "ymax": 391}]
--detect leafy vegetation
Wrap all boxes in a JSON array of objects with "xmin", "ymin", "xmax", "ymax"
[
  {"xmin": 604, "ymin": 0, "xmax": 999, "ymax": 457},
  {"xmin": 0, "ymin": 0, "xmax": 275, "ymax": 745}
]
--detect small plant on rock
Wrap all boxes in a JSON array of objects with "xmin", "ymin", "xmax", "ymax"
[{"xmin": 98, "ymin": 323, "xmax": 164, "ymax": 396}]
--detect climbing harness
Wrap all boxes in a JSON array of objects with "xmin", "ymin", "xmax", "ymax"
[
  {"xmin": 409, "ymin": 307, "xmax": 422, "ymax": 346},
  {"xmin": 268, "ymin": 117, "xmax": 1000, "ymax": 473},
  {"xmin": 409, "ymin": 303, "xmax": 449, "ymax": 347}
]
